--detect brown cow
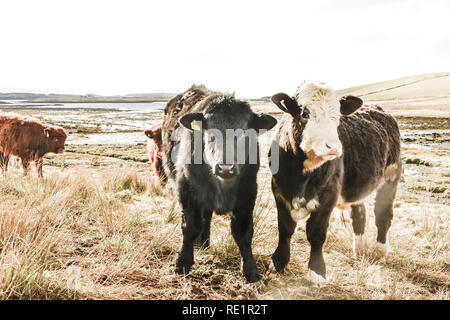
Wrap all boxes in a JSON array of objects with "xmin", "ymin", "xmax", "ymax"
[
  {"xmin": 144, "ymin": 123, "xmax": 167, "ymax": 187},
  {"xmin": 0, "ymin": 112, "xmax": 67, "ymax": 177}
]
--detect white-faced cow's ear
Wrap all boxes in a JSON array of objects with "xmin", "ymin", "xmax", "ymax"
[
  {"xmin": 144, "ymin": 129, "xmax": 153, "ymax": 139},
  {"xmin": 340, "ymin": 95, "xmax": 363, "ymax": 116},
  {"xmin": 253, "ymin": 113, "xmax": 277, "ymax": 131},
  {"xmin": 179, "ymin": 112, "xmax": 205, "ymax": 131},
  {"xmin": 271, "ymin": 93, "xmax": 299, "ymax": 115}
]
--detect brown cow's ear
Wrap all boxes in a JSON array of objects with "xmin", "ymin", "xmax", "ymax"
[
  {"xmin": 340, "ymin": 96, "xmax": 363, "ymax": 115},
  {"xmin": 271, "ymin": 93, "xmax": 299, "ymax": 115},
  {"xmin": 179, "ymin": 112, "xmax": 205, "ymax": 131},
  {"xmin": 44, "ymin": 128, "xmax": 51, "ymax": 138},
  {"xmin": 253, "ymin": 113, "xmax": 277, "ymax": 131},
  {"xmin": 144, "ymin": 129, "xmax": 154, "ymax": 139}
]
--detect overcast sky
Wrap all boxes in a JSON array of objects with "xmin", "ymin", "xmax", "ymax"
[{"xmin": 0, "ymin": 0, "xmax": 449, "ymax": 97}]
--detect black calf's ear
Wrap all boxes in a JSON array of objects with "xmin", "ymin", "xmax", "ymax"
[
  {"xmin": 340, "ymin": 95, "xmax": 363, "ymax": 115},
  {"xmin": 179, "ymin": 112, "xmax": 205, "ymax": 131},
  {"xmin": 271, "ymin": 93, "xmax": 299, "ymax": 115},
  {"xmin": 253, "ymin": 113, "xmax": 277, "ymax": 131}
]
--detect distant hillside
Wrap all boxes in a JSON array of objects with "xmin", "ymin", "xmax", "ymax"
[
  {"xmin": 337, "ymin": 72, "xmax": 450, "ymax": 100},
  {"xmin": 0, "ymin": 92, "xmax": 176, "ymax": 103}
]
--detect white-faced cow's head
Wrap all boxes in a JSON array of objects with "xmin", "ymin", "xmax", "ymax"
[{"xmin": 272, "ymin": 81, "xmax": 363, "ymax": 171}]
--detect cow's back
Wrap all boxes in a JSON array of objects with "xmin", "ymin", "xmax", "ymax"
[
  {"xmin": 338, "ymin": 105, "xmax": 401, "ymax": 202},
  {"xmin": 0, "ymin": 113, "xmax": 45, "ymax": 159}
]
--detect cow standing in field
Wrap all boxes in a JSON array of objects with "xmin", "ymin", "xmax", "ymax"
[
  {"xmin": 144, "ymin": 123, "xmax": 167, "ymax": 187},
  {"xmin": 0, "ymin": 112, "xmax": 67, "ymax": 177},
  {"xmin": 269, "ymin": 81, "xmax": 401, "ymax": 286},
  {"xmin": 162, "ymin": 85, "xmax": 277, "ymax": 282}
]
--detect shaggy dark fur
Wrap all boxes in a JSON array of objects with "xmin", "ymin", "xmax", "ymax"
[{"xmin": 161, "ymin": 85, "xmax": 277, "ymax": 283}]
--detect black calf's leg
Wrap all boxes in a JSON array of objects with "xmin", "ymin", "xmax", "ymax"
[
  {"xmin": 351, "ymin": 203, "xmax": 367, "ymax": 256},
  {"xmin": 271, "ymin": 195, "xmax": 297, "ymax": 272},
  {"xmin": 175, "ymin": 206, "xmax": 203, "ymax": 275},
  {"xmin": 0, "ymin": 152, "xmax": 9, "ymax": 174},
  {"xmin": 195, "ymin": 210, "xmax": 213, "ymax": 248},
  {"xmin": 374, "ymin": 181, "xmax": 398, "ymax": 257},
  {"xmin": 230, "ymin": 207, "xmax": 261, "ymax": 283}
]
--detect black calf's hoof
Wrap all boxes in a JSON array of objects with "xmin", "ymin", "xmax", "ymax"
[
  {"xmin": 244, "ymin": 270, "xmax": 261, "ymax": 283},
  {"xmin": 175, "ymin": 257, "xmax": 193, "ymax": 275},
  {"xmin": 271, "ymin": 254, "xmax": 288, "ymax": 273}
]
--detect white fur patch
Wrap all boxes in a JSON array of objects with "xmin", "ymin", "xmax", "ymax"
[
  {"xmin": 292, "ymin": 197, "xmax": 306, "ymax": 209},
  {"xmin": 353, "ymin": 234, "xmax": 368, "ymax": 256},
  {"xmin": 306, "ymin": 199, "xmax": 320, "ymax": 212},
  {"xmin": 374, "ymin": 241, "xmax": 390, "ymax": 258},
  {"xmin": 290, "ymin": 207, "xmax": 309, "ymax": 222},
  {"xmin": 295, "ymin": 81, "xmax": 342, "ymax": 160},
  {"xmin": 308, "ymin": 269, "xmax": 327, "ymax": 287},
  {"xmin": 289, "ymin": 197, "xmax": 318, "ymax": 222}
]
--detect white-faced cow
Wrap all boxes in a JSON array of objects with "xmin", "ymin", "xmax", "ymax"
[
  {"xmin": 269, "ymin": 81, "xmax": 401, "ymax": 285},
  {"xmin": 162, "ymin": 85, "xmax": 277, "ymax": 282}
]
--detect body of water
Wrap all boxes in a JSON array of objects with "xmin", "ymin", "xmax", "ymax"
[{"xmin": 0, "ymin": 100, "xmax": 167, "ymax": 112}]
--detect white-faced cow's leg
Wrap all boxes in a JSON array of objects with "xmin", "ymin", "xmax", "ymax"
[
  {"xmin": 350, "ymin": 203, "xmax": 367, "ymax": 256},
  {"xmin": 271, "ymin": 193, "xmax": 297, "ymax": 273},
  {"xmin": 175, "ymin": 188, "xmax": 204, "ymax": 275},
  {"xmin": 373, "ymin": 180, "xmax": 398, "ymax": 258},
  {"xmin": 36, "ymin": 158, "xmax": 44, "ymax": 178},
  {"xmin": 0, "ymin": 152, "xmax": 9, "ymax": 174},
  {"xmin": 305, "ymin": 193, "xmax": 335, "ymax": 286}
]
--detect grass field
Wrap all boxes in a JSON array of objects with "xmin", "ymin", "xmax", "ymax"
[{"xmin": 0, "ymin": 113, "xmax": 448, "ymax": 300}]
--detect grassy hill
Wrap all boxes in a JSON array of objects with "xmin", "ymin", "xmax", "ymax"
[
  {"xmin": 253, "ymin": 72, "xmax": 450, "ymax": 117},
  {"xmin": 337, "ymin": 72, "xmax": 450, "ymax": 100}
]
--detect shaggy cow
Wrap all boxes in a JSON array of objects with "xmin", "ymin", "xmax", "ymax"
[
  {"xmin": 162, "ymin": 85, "xmax": 277, "ymax": 282},
  {"xmin": 269, "ymin": 81, "xmax": 401, "ymax": 285},
  {"xmin": 144, "ymin": 123, "xmax": 167, "ymax": 187},
  {"xmin": 0, "ymin": 112, "xmax": 67, "ymax": 177}
]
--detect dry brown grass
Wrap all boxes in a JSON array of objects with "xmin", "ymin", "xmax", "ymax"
[
  {"xmin": 0, "ymin": 109, "xmax": 448, "ymax": 299},
  {"xmin": 0, "ymin": 150, "xmax": 448, "ymax": 300}
]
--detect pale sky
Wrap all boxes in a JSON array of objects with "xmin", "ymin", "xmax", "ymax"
[{"xmin": 0, "ymin": 0, "xmax": 449, "ymax": 98}]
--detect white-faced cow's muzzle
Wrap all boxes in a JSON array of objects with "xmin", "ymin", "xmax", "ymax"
[{"xmin": 300, "ymin": 117, "xmax": 342, "ymax": 161}]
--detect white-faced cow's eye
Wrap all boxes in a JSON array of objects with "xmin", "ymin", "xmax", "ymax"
[
  {"xmin": 209, "ymin": 136, "xmax": 216, "ymax": 143},
  {"xmin": 301, "ymin": 110, "xmax": 310, "ymax": 119}
]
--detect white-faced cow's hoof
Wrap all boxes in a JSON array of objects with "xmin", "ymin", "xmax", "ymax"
[
  {"xmin": 353, "ymin": 234, "xmax": 368, "ymax": 257},
  {"xmin": 308, "ymin": 269, "xmax": 327, "ymax": 287},
  {"xmin": 373, "ymin": 241, "xmax": 390, "ymax": 259}
]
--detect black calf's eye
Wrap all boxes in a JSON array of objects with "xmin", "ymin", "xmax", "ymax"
[{"xmin": 301, "ymin": 111, "xmax": 310, "ymax": 119}]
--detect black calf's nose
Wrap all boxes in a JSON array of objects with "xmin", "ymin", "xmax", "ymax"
[{"xmin": 214, "ymin": 164, "xmax": 237, "ymax": 179}]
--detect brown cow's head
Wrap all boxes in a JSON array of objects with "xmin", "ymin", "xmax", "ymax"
[
  {"xmin": 272, "ymin": 81, "xmax": 362, "ymax": 172},
  {"xmin": 144, "ymin": 123, "xmax": 163, "ymax": 146},
  {"xmin": 44, "ymin": 126, "xmax": 67, "ymax": 154}
]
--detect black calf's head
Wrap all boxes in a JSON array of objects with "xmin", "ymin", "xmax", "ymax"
[
  {"xmin": 180, "ymin": 94, "xmax": 277, "ymax": 181},
  {"xmin": 272, "ymin": 81, "xmax": 363, "ymax": 170}
]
